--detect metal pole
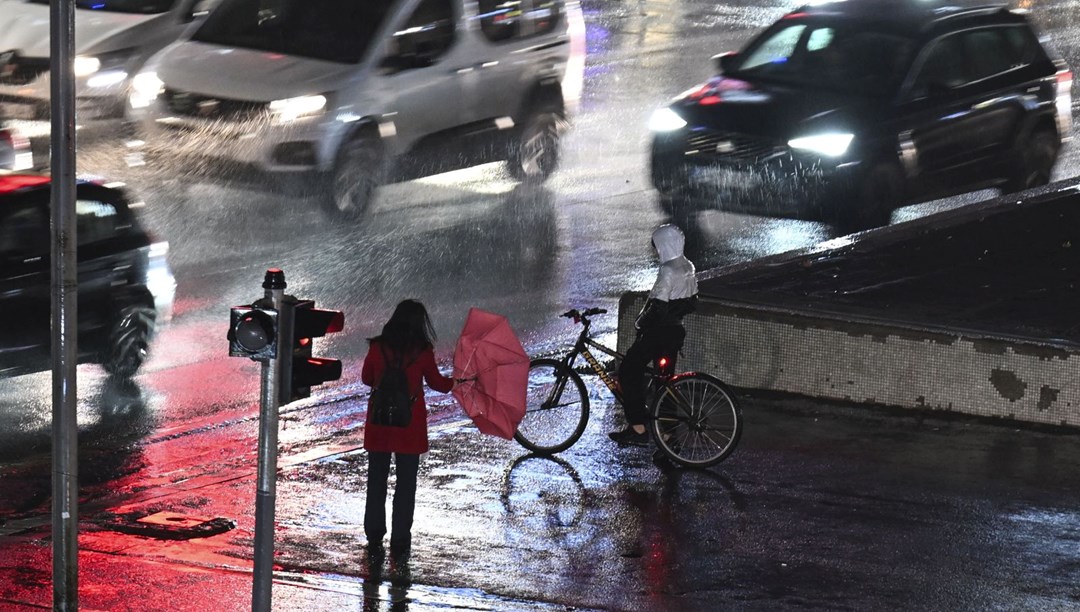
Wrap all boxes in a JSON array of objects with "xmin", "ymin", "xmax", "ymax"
[
  {"xmin": 252, "ymin": 269, "xmax": 287, "ymax": 612},
  {"xmin": 49, "ymin": 0, "xmax": 78, "ymax": 608}
]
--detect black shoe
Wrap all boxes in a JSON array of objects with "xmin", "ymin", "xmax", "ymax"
[
  {"xmin": 652, "ymin": 450, "xmax": 676, "ymax": 470},
  {"xmin": 609, "ymin": 427, "xmax": 649, "ymax": 446}
]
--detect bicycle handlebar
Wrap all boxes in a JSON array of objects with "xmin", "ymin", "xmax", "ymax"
[{"xmin": 561, "ymin": 307, "xmax": 608, "ymax": 324}]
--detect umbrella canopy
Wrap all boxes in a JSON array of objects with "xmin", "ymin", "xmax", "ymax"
[{"xmin": 453, "ymin": 308, "xmax": 530, "ymax": 439}]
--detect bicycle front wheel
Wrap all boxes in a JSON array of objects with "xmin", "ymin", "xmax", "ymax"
[
  {"xmin": 514, "ymin": 359, "xmax": 590, "ymax": 454},
  {"xmin": 650, "ymin": 373, "xmax": 742, "ymax": 468}
]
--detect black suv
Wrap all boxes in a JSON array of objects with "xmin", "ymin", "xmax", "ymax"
[
  {"xmin": 0, "ymin": 173, "xmax": 174, "ymax": 377},
  {"xmin": 649, "ymin": 1, "xmax": 1072, "ymax": 229}
]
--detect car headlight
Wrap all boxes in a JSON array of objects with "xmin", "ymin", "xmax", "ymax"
[
  {"xmin": 75, "ymin": 49, "xmax": 136, "ymax": 86},
  {"xmin": 788, "ymin": 133, "xmax": 854, "ymax": 157},
  {"xmin": 73, "ymin": 56, "xmax": 102, "ymax": 77},
  {"xmin": 129, "ymin": 71, "xmax": 164, "ymax": 109},
  {"xmin": 648, "ymin": 107, "xmax": 688, "ymax": 132},
  {"xmin": 269, "ymin": 95, "xmax": 327, "ymax": 123}
]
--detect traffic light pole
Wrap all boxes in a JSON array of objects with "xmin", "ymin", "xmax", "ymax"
[
  {"xmin": 252, "ymin": 269, "xmax": 288, "ymax": 612},
  {"xmin": 230, "ymin": 268, "xmax": 341, "ymax": 611}
]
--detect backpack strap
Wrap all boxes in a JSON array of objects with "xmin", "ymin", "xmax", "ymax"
[{"xmin": 378, "ymin": 342, "xmax": 418, "ymax": 397}]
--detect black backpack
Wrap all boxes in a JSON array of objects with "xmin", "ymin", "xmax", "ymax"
[{"xmin": 369, "ymin": 345, "xmax": 414, "ymax": 428}]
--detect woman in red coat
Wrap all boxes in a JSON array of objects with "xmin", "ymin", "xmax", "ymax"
[{"xmin": 361, "ymin": 299, "xmax": 454, "ymax": 555}]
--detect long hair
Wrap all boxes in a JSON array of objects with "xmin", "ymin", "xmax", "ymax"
[{"xmin": 369, "ymin": 299, "xmax": 437, "ymax": 358}]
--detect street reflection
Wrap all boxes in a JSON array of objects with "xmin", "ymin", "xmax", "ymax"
[
  {"xmin": 673, "ymin": 208, "xmax": 835, "ymax": 271},
  {"xmin": 501, "ymin": 453, "xmax": 588, "ymax": 538},
  {"xmin": 361, "ymin": 544, "xmax": 413, "ymax": 612},
  {"xmin": 0, "ymin": 375, "xmax": 150, "ymax": 520}
]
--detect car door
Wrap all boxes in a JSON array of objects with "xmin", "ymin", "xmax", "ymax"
[
  {"xmin": 0, "ymin": 194, "xmax": 50, "ymax": 370},
  {"xmin": 469, "ymin": 0, "xmax": 569, "ymax": 124},
  {"xmin": 898, "ymin": 28, "xmax": 1028, "ymax": 197},
  {"xmin": 897, "ymin": 33, "xmax": 981, "ymax": 195},
  {"xmin": 958, "ymin": 26, "xmax": 1044, "ymax": 168},
  {"xmin": 75, "ymin": 185, "xmax": 140, "ymax": 348},
  {"xmin": 376, "ymin": 0, "xmax": 468, "ymax": 155}
]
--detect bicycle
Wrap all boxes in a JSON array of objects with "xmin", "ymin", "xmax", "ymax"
[{"xmin": 514, "ymin": 307, "xmax": 743, "ymax": 468}]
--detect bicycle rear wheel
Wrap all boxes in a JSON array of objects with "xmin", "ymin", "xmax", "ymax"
[
  {"xmin": 514, "ymin": 359, "xmax": 590, "ymax": 454},
  {"xmin": 649, "ymin": 373, "xmax": 742, "ymax": 468}
]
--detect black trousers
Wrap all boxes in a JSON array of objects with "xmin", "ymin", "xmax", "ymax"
[
  {"xmin": 365, "ymin": 451, "xmax": 420, "ymax": 548},
  {"xmin": 617, "ymin": 325, "xmax": 685, "ymax": 426}
]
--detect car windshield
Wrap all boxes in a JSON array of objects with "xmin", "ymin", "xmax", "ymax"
[
  {"xmin": 28, "ymin": 0, "xmax": 176, "ymax": 14},
  {"xmin": 192, "ymin": 0, "xmax": 393, "ymax": 63},
  {"xmin": 732, "ymin": 19, "xmax": 915, "ymax": 96}
]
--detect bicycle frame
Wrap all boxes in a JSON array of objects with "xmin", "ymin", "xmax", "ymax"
[
  {"xmin": 566, "ymin": 330, "xmax": 624, "ymax": 401},
  {"xmin": 546, "ymin": 310, "xmax": 676, "ymax": 410}
]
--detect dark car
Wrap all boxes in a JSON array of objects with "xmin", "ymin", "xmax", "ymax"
[
  {"xmin": 0, "ymin": 172, "xmax": 175, "ymax": 377},
  {"xmin": 649, "ymin": 1, "xmax": 1072, "ymax": 229}
]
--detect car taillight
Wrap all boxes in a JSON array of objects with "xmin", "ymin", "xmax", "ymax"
[{"xmin": 1055, "ymin": 66, "xmax": 1073, "ymax": 137}]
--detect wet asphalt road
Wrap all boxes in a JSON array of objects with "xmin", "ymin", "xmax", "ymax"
[
  {"xmin": 6, "ymin": 386, "xmax": 1080, "ymax": 610},
  {"xmin": 6, "ymin": 0, "xmax": 1080, "ymax": 608}
]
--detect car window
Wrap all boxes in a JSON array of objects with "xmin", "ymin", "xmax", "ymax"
[
  {"xmin": 391, "ymin": 0, "xmax": 456, "ymax": 64},
  {"xmin": 192, "ymin": 0, "xmax": 394, "ymax": 63},
  {"xmin": 0, "ymin": 204, "xmax": 47, "ymax": 259},
  {"xmin": 525, "ymin": 0, "xmax": 560, "ymax": 37},
  {"xmin": 740, "ymin": 24, "xmax": 806, "ymax": 71},
  {"xmin": 1002, "ymin": 25, "xmax": 1043, "ymax": 65},
  {"xmin": 478, "ymin": 0, "xmax": 560, "ymax": 43},
  {"xmin": 964, "ymin": 29, "xmax": 1016, "ymax": 81},
  {"xmin": 910, "ymin": 34, "xmax": 967, "ymax": 98},
  {"xmin": 479, "ymin": 0, "xmax": 522, "ymax": 42},
  {"xmin": 735, "ymin": 21, "xmax": 913, "ymax": 96},
  {"xmin": 76, "ymin": 199, "xmax": 121, "ymax": 246}
]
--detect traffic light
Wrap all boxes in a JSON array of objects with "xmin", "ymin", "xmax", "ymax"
[
  {"xmin": 228, "ymin": 302, "xmax": 278, "ymax": 360},
  {"xmin": 281, "ymin": 299, "xmax": 344, "ymax": 403}
]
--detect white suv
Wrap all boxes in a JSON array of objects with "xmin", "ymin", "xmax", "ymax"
[{"xmin": 128, "ymin": 0, "xmax": 586, "ymax": 219}]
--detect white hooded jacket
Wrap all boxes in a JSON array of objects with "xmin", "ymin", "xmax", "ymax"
[{"xmin": 636, "ymin": 224, "xmax": 698, "ymax": 329}]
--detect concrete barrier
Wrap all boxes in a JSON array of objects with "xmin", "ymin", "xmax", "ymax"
[{"xmin": 618, "ymin": 292, "xmax": 1080, "ymax": 428}]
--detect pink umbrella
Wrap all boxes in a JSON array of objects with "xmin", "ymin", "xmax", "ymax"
[{"xmin": 453, "ymin": 308, "xmax": 530, "ymax": 439}]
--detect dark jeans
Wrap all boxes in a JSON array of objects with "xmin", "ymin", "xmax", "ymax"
[
  {"xmin": 617, "ymin": 325, "xmax": 686, "ymax": 426},
  {"xmin": 365, "ymin": 451, "xmax": 420, "ymax": 549}
]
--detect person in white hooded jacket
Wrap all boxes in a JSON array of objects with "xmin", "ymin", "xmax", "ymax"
[{"xmin": 610, "ymin": 224, "xmax": 699, "ymax": 446}]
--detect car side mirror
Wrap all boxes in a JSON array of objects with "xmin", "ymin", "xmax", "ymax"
[{"xmin": 712, "ymin": 51, "xmax": 738, "ymax": 75}]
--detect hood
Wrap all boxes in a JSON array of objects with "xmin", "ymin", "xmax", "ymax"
[
  {"xmin": 652, "ymin": 224, "xmax": 685, "ymax": 263},
  {"xmin": 673, "ymin": 76, "xmax": 882, "ymax": 139},
  {"xmin": 151, "ymin": 41, "xmax": 360, "ymax": 101},
  {"xmin": 0, "ymin": 1, "xmax": 163, "ymax": 56}
]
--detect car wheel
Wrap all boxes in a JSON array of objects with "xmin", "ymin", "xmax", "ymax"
[
  {"xmin": 507, "ymin": 109, "xmax": 563, "ymax": 183},
  {"xmin": 1004, "ymin": 128, "xmax": 1059, "ymax": 193},
  {"xmin": 102, "ymin": 305, "xmax": 156, "ymax": 379},
  {"xmin": 326, "ymin": 137, "xmax": 384, "ymax": 220},
  {"xmin": 836, "ymin": 163, "xmax": 901, "ymax": 233}
]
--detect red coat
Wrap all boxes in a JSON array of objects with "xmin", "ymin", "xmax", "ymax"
[{"xmin": 361, "ymin": 341, "xmax": 453, "ymax": 454}]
